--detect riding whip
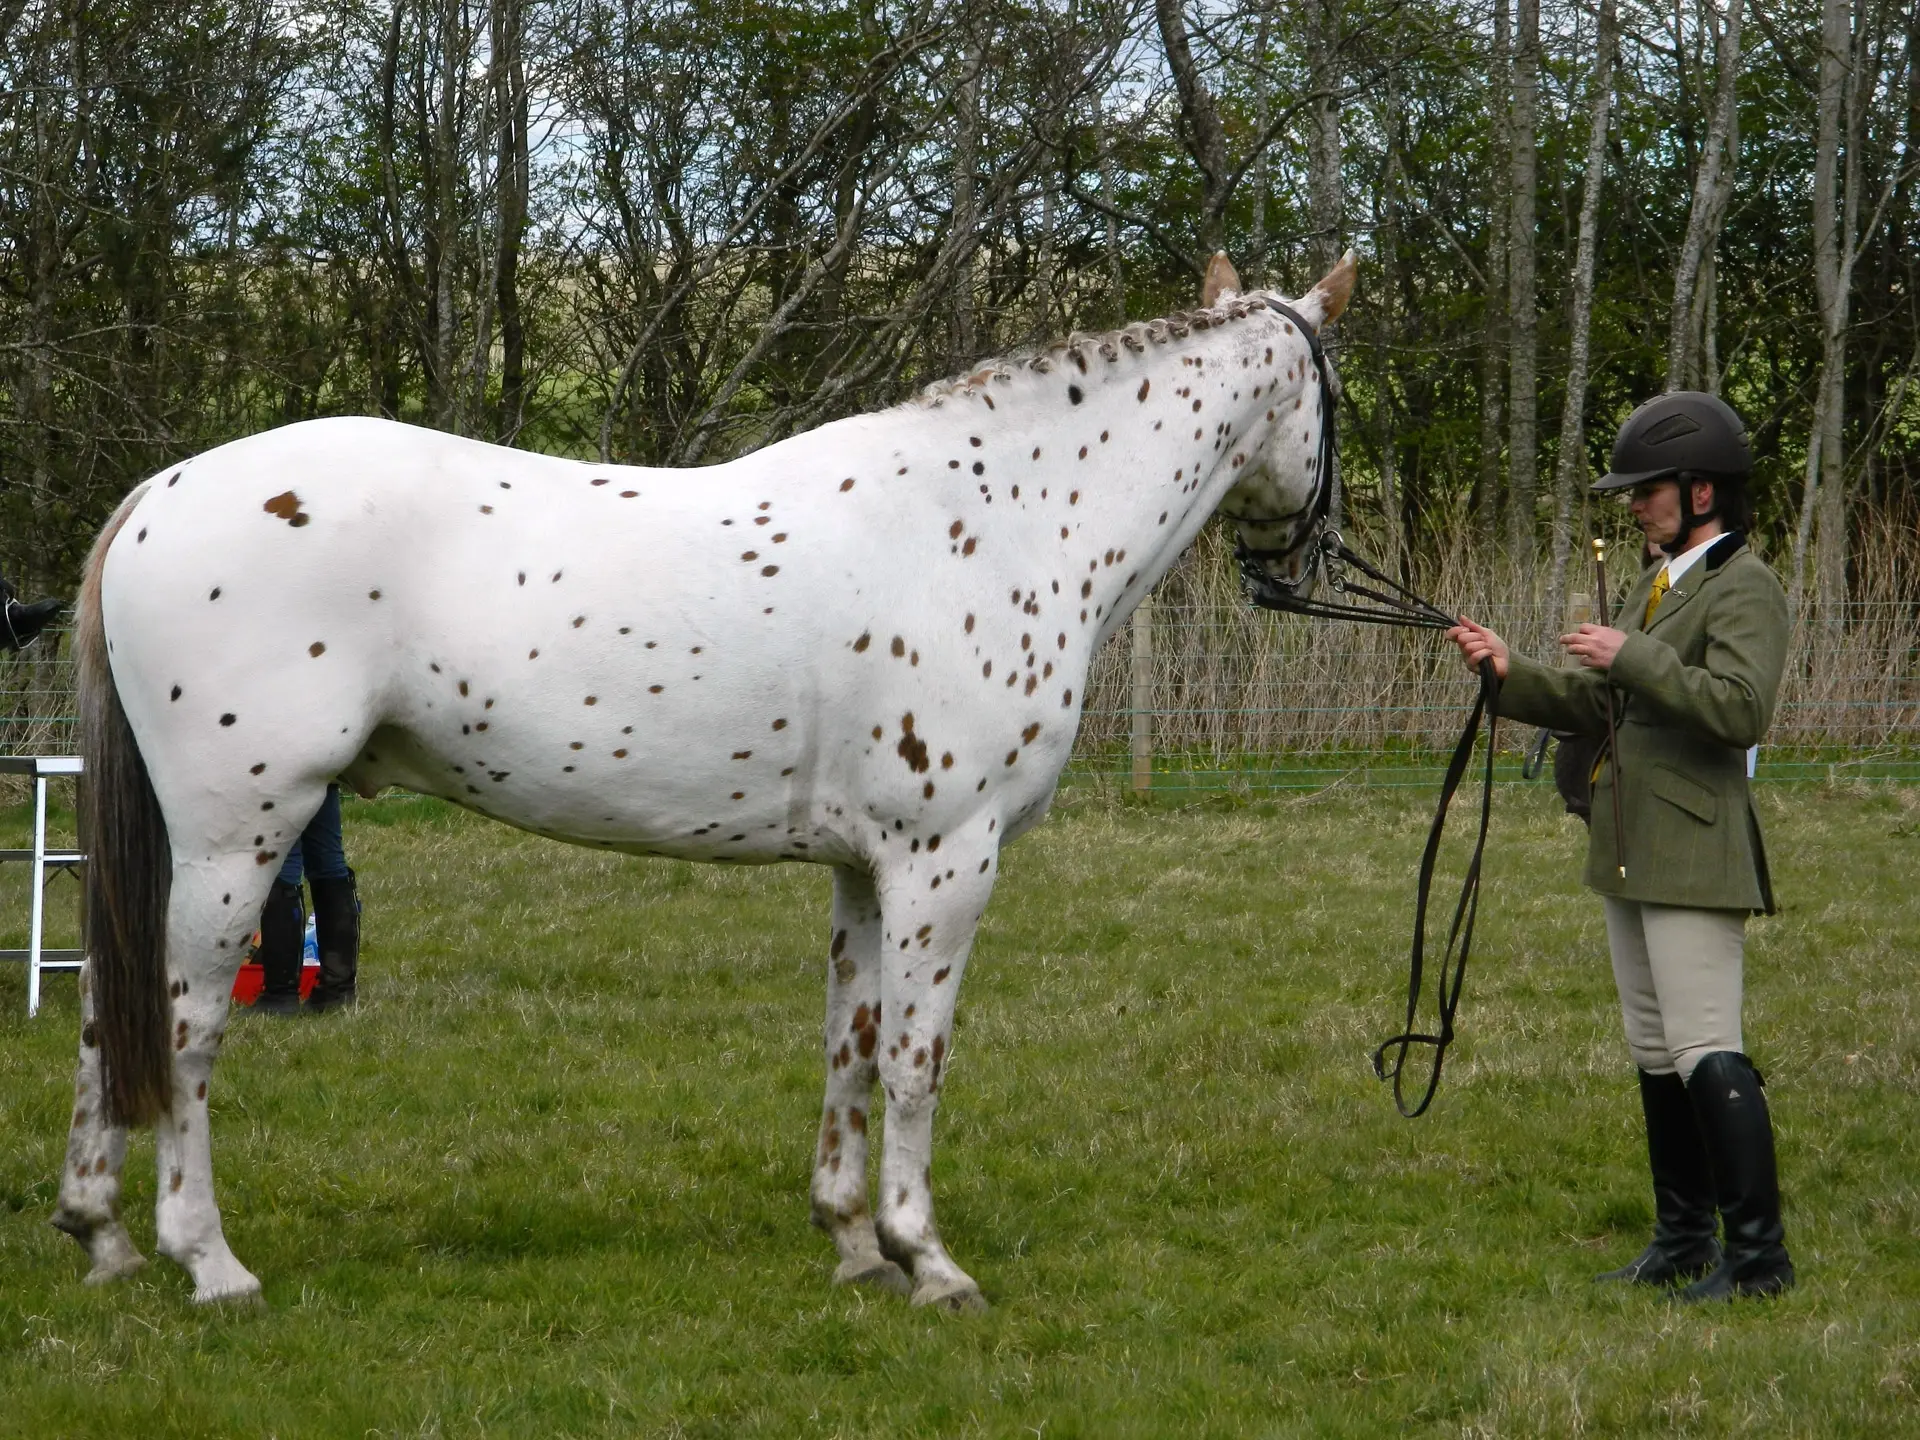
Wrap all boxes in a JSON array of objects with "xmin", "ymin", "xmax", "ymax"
[{"xmin": 1592, "ymin": 538, "xmax": 1627, "ymax": 880}]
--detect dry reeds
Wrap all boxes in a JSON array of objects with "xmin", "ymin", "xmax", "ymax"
[{"xmin": 1078, "ymin": 514, "xmax": 1920, "ymax": 765}]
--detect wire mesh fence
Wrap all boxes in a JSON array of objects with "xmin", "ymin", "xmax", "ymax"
[
  {"xmin": 1071, "ymin": 595, "xmax": 1920, "ymax": 792},
  {"xmin": 0, "ymin": 636, "xmax": 77, "ymax": 762},
  {"xmin": 5, "ymin": 594, "xmax": 1917, "ymax": 798}
]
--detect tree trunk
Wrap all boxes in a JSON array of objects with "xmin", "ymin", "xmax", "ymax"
[
  {"xmin": 1093, "ymin": 86, "xmax": 1127, "ymax": 324},
  {"xmin": 1791, "ymin": 0, "xmax": 1849, "ymax": 624},
  {"xmin": 21, "ymin": 14, "xmax": 89, "ymax": 517},
  {"xmin": 1308, "ymin": 0, "xmax": 1342, "ymax": 276},
  {"xmin": 1476, "ymin": 0, "xmax": 1510, "ymax": 533},
  {"xmin": 1374, "ymin": 15, "xmax": 1405, "ymax": 564},
  {"xmin": 1506, "ymin": 0, "xmax": 1539, "ymax": 563},
  {"xmin": 1667, "ymin": 0, "xmax": 1742, "ymax": 389},
  {"xmin": 1153, "ymin": 0, "xmax": 1230, "ymax": 255},
  {"xmin": 1545, "ymin": 0, "xmax": 1616, "ymax": 642},
  {"xmin": 492, "ymin": 0, "xmax": 528, "ymax": 442},
  {"xmin": 377, "ymin": 0, "xmax": 427, "ymax": 401},
  {"xmin": 1309, "ymin": 0, "xmax": 1343, "ymax": 527},
  {"xmin": 1818, "ymin": 0, "xmax": 1879, "ymax": 635},
  {"xmin": 949, "ymin": 32, "xmax": 982, "ymax": 370},
  {"xmin": 1249, "ymin": 7, "xmax": 1272, "ymax": 285},
  {"xmin": 430, "ymin": 0, "xmax": 461, "ymax": 431},
  {"xmin": 1034, "ymin": 160, "xmax": 1058, "ymax": 338},
  {"xmin": 1700, "ymin": 248, "xmax": 1720, "ymax": 391}
]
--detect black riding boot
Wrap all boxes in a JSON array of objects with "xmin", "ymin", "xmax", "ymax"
[
  {"xmin": 1595, "ymin": 1068, "xmax": 1722, "ymax": 1286},
  {"xmin": 1679, "ymin": 1051, "xmax": 1795, "ymax": 1302},
  {"xmin": 253, "ymin": 878, "xmax": 306, "ymax": 1016},
  {"xmin": 2, "ymin": 594, "xmax": 62, "ymax": 650},
  {"xmin": 304, "ymin": 870, "xmax": 360, "ymax": 1013}
]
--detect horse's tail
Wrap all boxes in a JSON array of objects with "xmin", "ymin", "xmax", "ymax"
[{"xmin": 77, "ymin": 484, "xmax": 173, "ymax": 1127}]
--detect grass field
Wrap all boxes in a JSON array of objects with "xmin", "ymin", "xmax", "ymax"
[{"xmin": 2, "ymin": 781, "xmax": 1918, "ymax": 1437}]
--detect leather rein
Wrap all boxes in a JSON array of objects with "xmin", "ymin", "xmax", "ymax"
[{"xmin": 1235, "ymin": 296, "xmax": 1500, "ymax": 1119}]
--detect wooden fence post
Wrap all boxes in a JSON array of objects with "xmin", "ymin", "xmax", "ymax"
[{"xmin": 1130, "ymin": 599, "xmax": 1153, "ymax": 792}]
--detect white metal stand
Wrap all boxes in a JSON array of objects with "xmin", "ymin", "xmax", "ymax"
[{"xmin": 1, "ymin": 755, "xmax": 85, "ymax": 1015}]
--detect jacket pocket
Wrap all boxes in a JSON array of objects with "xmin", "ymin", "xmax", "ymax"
[{"xmin": 1649, "ymin": 763, "xmax": 1718, "ymax": 825}]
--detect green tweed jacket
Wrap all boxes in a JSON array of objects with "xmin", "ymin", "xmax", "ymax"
[{"xmin": 1495, "ymin": 533, "xmax": 1788, "ymax": 913}]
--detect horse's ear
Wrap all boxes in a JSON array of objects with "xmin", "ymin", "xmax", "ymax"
[
  {"xmin": 1201, "ymin": 251, "xmax": 1241, "ymax": 307},
  {"xmin": 1301, "ymin": 250, "xmax": 1358, "ymax": 327}
]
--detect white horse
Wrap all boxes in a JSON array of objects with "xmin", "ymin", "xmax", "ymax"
[{"xmin": 57, "ymin": 252, "xmax": 1352, "ymax": 1310}]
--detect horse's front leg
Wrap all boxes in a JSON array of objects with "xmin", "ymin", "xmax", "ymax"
[
  {"xmin": 872, "ymin": 826, "xmax": 999, "ymax": 1312},
  {"xmin": 810, "ymin": 865, "xmax": 910, "ymax": 1294},
  {"xmin": 51, "ymin": 961, "xmax": 147, "ymax": 1284},
  {"xmin": 150, "ymin": 856, "xmax": 266, "ymax": 1303}
]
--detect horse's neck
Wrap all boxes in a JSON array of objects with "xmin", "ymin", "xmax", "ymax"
[{"xmin": 916, "ymin": 321, "xmax": 1290, "ymax": 643}]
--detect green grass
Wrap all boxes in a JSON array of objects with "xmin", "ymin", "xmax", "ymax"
[{"xmin": 2, "ymin": 783, "xmax": 1919, "ymax": 1437}]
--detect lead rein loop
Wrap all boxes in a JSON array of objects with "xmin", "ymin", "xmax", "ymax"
[
  {"xmin": 1234, "ymin": 297, "xmax": 1496, "ymax": 1115},
  {"xmin": 1238, "ymin": 520, "xmax": 1500, "ymax": 1118},
  {"xmin": 1370, "ymin": 656, "xmax": 1499, "ymax": 1117}
]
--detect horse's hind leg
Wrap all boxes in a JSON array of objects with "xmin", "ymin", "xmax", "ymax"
[
  {"xmin": 150, "ymin": 851, "xmax": 272, "ymax": 1303},
  {"xmin": 809, "ymin": 866, "xmax": 910, "ymax": 1295},
  {"xmin": 51, "ymin": 963, "xmax": 147, "ymax": 1284}
]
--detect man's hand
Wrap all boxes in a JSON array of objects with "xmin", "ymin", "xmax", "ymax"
[
  {"xmin": 1560, "ymin": 623, "xmax": 1627, "ymax": 671},
  {"xmin": 1445, "ymin": 617, "xmax": 1509, "ymax": 680}
]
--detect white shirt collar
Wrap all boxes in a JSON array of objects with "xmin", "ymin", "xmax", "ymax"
[{"xmin": 1661, "ymin": 531, "xmax": 1726, "ymax": 586}]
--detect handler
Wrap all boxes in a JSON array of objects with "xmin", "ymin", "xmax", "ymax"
[{"xmin": 1447, "ymin": 391, "xmax": 1794, "ymax": 1302}]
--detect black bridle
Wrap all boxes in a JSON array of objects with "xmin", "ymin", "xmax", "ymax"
[
  {"xmin": 1227, "ymin": 297, "xmax": 1340, "ymax": 587},
  {"xmin": 1231, "ymin": 300, "xmax": 1450, "ymax": 632},
  {"xmin": 1232, "ymin": 294, "xmax": 1500, "ymax": 1119}
]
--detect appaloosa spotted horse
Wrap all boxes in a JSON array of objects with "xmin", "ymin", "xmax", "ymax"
[{"xmin": 57, "ymin": 252, "xmax": 1353, "ymax": 1310}]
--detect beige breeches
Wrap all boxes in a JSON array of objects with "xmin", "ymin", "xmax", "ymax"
[{"xmin": 1602, "ymin": 898, "xmax": 1746, "ymax": 1082}]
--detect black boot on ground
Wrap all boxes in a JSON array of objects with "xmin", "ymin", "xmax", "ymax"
[
  {"xmin": 253, "ymin": 878, "xmax": 306, "ymax": 1017},
  {"xmin": 1680, "ymin": 1051, "xmax": 1795, "ymax": 1302},
  {"xmin": 304, "ymin": 870, "xmax": 360, "ymax": 1013},
  {"xmin": 1595, "ymin": 1068, "xmax": 1722, "ymax": 1286}
]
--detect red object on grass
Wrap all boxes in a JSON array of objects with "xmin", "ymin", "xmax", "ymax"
[{"xmin": 232, "ymin": 961, "xmax": 319, "ymax": 1004}]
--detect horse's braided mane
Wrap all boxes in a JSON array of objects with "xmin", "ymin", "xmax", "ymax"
[{"xmin": 909, "ymin": 292, "xmax": 1272, "ymax": 409}]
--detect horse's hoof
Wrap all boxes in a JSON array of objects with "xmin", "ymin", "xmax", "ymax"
[
  {"xmin": 193, "ymin": 1277, "xmax": 265, "ymax": 1308},
  {"xmin": 56, "ymin": 1217, "xmax": 147, "ymax": 1286},
  {"xmin": 911, "ymin": 1276, "xmax": 988, "ymax": 1313},
  {"xmin": 82, "ymin": 1251, "xmax": 147, "ymax": 1286},
  {"xmin": 834, "ymin": 1257, "xmax": 912, "ymax": 1295},
  {"xmin": 186, "ymin": 1253, "xmax": 264, "ymax": 1307}
]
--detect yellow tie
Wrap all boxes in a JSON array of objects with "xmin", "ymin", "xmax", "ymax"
[{"xmin": 1644, "ymin": 566, "xmax": 1671, "ymax": 626}]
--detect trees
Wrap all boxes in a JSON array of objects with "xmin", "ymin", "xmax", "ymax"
[
  {"xmin": 0, "ymin": 0, "xmax": 317, "ymax": 582},
  {"xmin": 2, "ymin": 0, "xmax": 1918, "ymax": 616}
]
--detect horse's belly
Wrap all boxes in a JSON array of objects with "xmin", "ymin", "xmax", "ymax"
[{"xmin": 347, "ymin": 696, "xmax": 857, "ymax": 866}]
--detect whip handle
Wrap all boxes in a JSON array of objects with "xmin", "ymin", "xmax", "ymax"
[{"xmin": 1593, "ymin": 539, "xmax": 1627, "ymax": 880}]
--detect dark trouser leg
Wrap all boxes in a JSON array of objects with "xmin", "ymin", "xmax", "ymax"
[
  {"xmin": 299, "ymin": 786, "xmax": 348, "ymax": 880},
  {"xmin": 1680, "ymin": 1050, "xmax": 1795, "ymax": 1302},
  {"xmin": 253, "ymin": 878, "xmax": 305, "ymax": 1017},
  {"xmin": 1595, "ymin": 1068, "xmax": 1721, "ymax": 1285},
  {"xmin": 305, "ymin": 869, "xmax": 359, "ymax": 1012}
]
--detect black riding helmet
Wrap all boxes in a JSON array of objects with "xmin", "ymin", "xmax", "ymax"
[
  {"xmin": 1592, "ymin": 391, "xmax": 1752, "ymax": 544},
  {"xmin": 1592, "ymin": 391, "xmax": 1752, "ymax": 491}
]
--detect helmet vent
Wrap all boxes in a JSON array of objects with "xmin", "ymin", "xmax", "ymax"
[{"xmin": 1643, "ymin": 414, "xmax": 1702, "ymax": 445}]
